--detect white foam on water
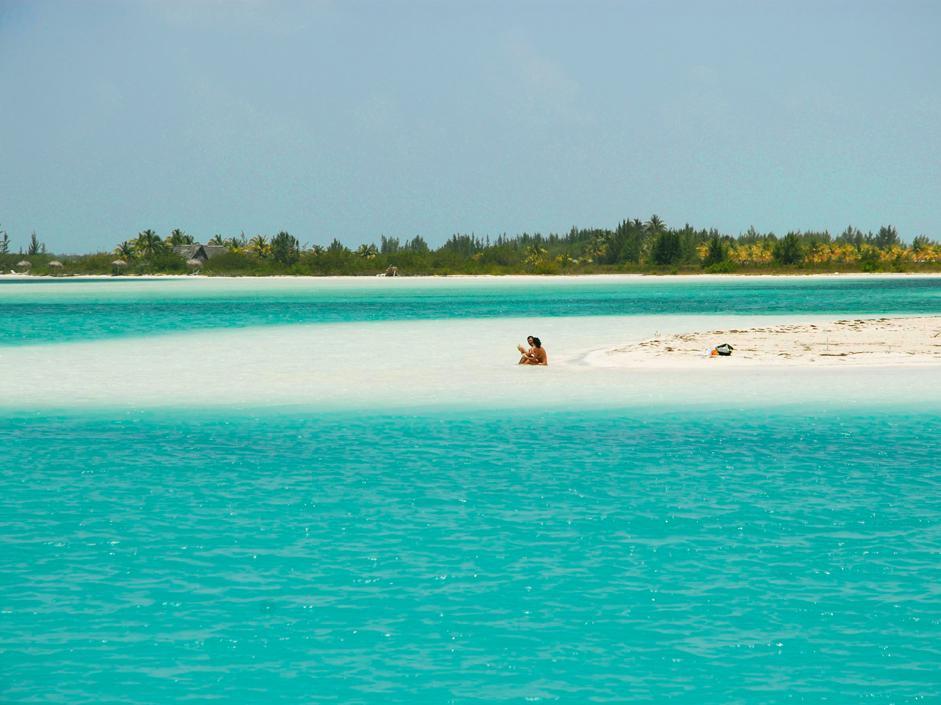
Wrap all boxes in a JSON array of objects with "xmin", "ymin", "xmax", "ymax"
[{"xmin": 3, "ymin": 314, "xmax": 939, "ymax": 412}]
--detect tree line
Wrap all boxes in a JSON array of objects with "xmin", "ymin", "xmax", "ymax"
[{"xmin": 2, "ymin": 217, "xmax": 940, "ymax": 276}]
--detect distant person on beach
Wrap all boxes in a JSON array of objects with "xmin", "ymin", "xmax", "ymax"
[{"xmin": 517, "ymin": 336, "xmax": 548, "ymax": 366}]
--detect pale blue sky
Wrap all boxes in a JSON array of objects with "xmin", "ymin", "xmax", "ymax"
[{"xmin": 1, "ymin": 0, "xmax": 939, "ymax": 252}]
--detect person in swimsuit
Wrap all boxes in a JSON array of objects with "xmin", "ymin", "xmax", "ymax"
[{"xmin": 517, "ymin": 336, "xmax": 548, "ymax": 366}]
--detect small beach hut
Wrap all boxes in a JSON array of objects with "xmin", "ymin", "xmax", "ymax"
[
  {"xmin": 16, "ymin": 260, "xmax": 31, "ymax": 270},
  {"xmin": 111, "ymin": 259, "xmax": 127, "ymax": 275},
  {"xmin": 174, "ymin": 244, "xmax": 227, "ymax": 263},
  {"xmin": 186, "ymin": 258, "xmax": 203, "ymax": 270},
  {"xmin": 48, "ymin": 260, "xmax": 64, "ymax": 269}
]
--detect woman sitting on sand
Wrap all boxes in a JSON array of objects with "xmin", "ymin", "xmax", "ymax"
[{"xmin": 517, "ymin": 336, "xmax": 548, "ymax": 366}]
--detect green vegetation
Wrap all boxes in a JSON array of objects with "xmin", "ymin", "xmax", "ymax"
[{"xmin": 2, "ymin": 218, "xmax": 941, "ymax": 276}]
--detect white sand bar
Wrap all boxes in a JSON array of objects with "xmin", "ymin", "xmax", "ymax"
[
  {"xmin": 3, "ymin": 314, "xmax": 941, "ymax": 412},
  {"xmin": 590, "ymin": 316, "xmax": 941, "ymax": 368}
]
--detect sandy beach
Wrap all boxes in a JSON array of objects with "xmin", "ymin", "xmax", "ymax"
[{"xmin": 588, "ymin": 316, "xmax": 941, "ymax": 368}]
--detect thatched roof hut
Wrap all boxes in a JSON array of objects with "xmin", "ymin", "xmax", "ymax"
[
  {"xmin": 48, "ymin": 260, "xmax": 63, "ymax": 268},
  {"xmin": 186, "ymin": 258, "xmax": 203, "ymax": 268},
  {"xmin": 174, "ymin": 244, "xmax": 227, "ymax": 262},
  {"xmin": 16, "ymin": 260, "xmax": 31, "ymax": 269},
  {"xmin": 111, "ymin": 259, "xmax": 128, "ymax": 267}
]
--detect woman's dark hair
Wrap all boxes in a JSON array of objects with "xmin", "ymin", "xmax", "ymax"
[
  {"xmin": 532, "ymin": 337, "xmax": 542, "ymax": 348},
  {"xmin": 527, "ymin": 335, "xmax": 534, "ymax": 343}
]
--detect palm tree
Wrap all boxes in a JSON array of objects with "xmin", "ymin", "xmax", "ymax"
[
  {"xmin": 133, "ymin": 229, "xmax": 165, "ymax": 258},
  {"xmin": 208, "ymin": 234, "xmax": 225, "ymax": 246},
  {"xmin": 114, "ymin": 241, "xmax": 134, "ymax": 260},
  {"xmin": 166, "ymin": 228, "xmax": 193, "ymax": 247},
  {"xmin": 645, "ymin": 214, "xmax": 666, "ymax": 235},
  {"xmin": 355, "ymin": 244, "xmax": 378, "ymax": 260},
  {"xmin": 224, "ymin": 235, "xmax": 247, "ymax": 253},
  {"xmin": 248, "ymin": 235, "xmax": 270, "ymax": 257}
]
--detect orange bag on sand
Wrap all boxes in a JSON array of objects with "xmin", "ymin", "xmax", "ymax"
[{"xmin": 710, "ymin": 348, "xmax": 718, "ymax": 357}]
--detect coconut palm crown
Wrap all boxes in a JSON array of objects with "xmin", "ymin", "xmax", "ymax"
[{"xmin": 133, "ymin": 229, "xmax": 166, "ymax": 258}]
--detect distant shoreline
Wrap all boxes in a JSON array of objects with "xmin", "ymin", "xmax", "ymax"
[{"xmin": 3, "ymin": 271, "xmax": 941, "ymax": 282}]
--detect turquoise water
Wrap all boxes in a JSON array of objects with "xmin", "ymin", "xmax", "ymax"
[
  {"xmin": 3, "ymin": 278, "xmax": 941, "ymax": 703},
  {"xmin": 3, "ymin": 408, "xmax": 940, "ymax": 704},
  {"xmin": 2, "ymin": 276, "xmax": 940, "ymax": 345}
]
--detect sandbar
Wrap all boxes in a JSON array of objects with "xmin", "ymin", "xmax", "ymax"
[
  {"xmin": 3, "ymin": 314, "xmax": 941, "ymax": 412},
  {"xmin": 588, "ymin": 316, "xmax": 941, "ymax": 368}
]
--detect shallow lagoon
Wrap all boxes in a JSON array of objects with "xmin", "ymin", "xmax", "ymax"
[{"xmin": 2, "ymin": 276, "xmax": 941, "ymax": 703}]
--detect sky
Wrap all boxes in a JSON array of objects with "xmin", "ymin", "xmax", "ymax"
[{"xmin": 1, "ymin": 0, "xmax": 939, "ymax": 253}]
